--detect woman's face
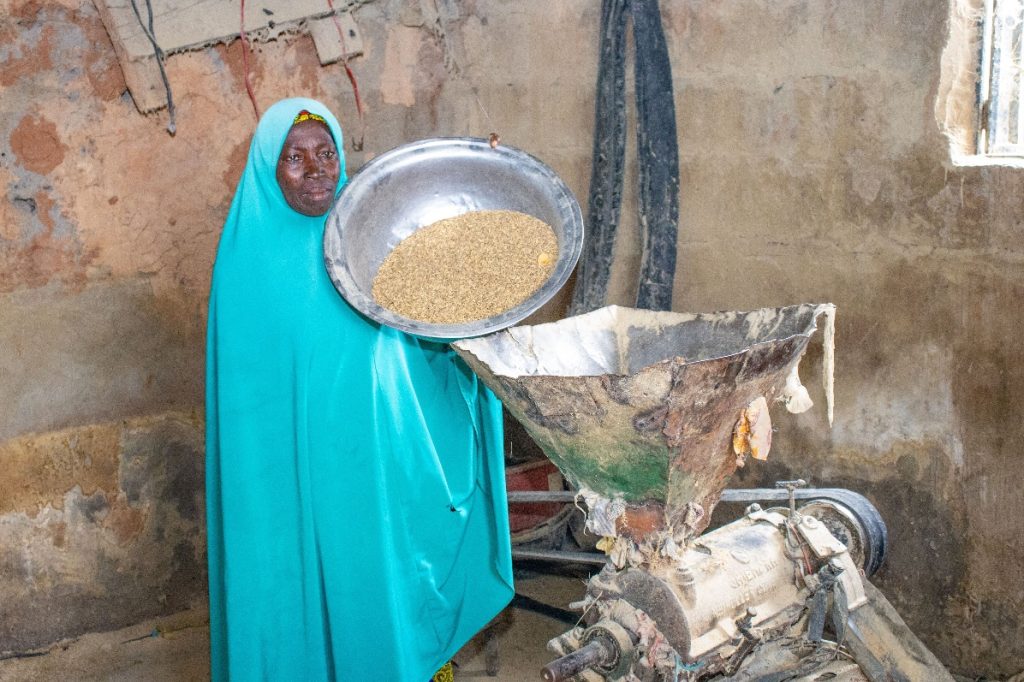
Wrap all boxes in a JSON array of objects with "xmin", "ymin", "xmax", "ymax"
[{"xmin": 275, "ymin": 119, "xmax": 341, "ymax": 217}]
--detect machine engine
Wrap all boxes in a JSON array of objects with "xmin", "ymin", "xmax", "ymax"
[{"xmin": 544, "ymin": 500, "xmax": 865, "ymax": 681}]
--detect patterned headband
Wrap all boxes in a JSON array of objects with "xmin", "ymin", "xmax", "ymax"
[{"xmin": 293, "ymin": 109, "xmax": 328, "ymax": 126}]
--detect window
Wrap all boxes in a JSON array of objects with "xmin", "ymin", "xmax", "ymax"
[
  {"xmin": 979, "ymin": 0, "xmax": 1024, "ymax": 156},
  {"xmin": 937, "ymin": 0, "xmax": 1024, "ymax": 166}
]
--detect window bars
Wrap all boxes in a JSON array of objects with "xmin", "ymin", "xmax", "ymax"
[{"xmin": 980, "ymin": 0, "xmax": 1024, "ymax": 156}]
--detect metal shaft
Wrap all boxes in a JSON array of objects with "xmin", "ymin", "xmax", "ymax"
[
  {"xmin": 541, "ymin": 640, "xmax": 612, "ymax": 682},
  {"xmin": 512, "ymin": 548, "xmax": 608, "ymax": 566}
]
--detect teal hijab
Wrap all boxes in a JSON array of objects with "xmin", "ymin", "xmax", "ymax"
[{"xmin": 206, "ymin": 98, "xmax": 513, "ymax": 681}]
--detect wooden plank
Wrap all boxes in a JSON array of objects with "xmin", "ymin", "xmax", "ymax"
[
  {"xmin": 309, "ymin": 13, "xmax": 363, "ymax": 66},
  {"xmin": 92, "ymin": 0, "xmax": 166, "ymax": 112},
  {"xmin": 97, "ymin": 0, "xmax": 358, "ymax": 56},
  {"xmin": 92, "ymin": 0, "xmax": 361, "ymax": 113}
]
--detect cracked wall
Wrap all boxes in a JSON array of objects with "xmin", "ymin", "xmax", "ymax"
[
  {"xmin": 1, "ymin": 0, "xmax": 1021, "ymax": 676},
  {"xmin": 0, "ymin": 0, "xmax": 595, "ymax": 655}
]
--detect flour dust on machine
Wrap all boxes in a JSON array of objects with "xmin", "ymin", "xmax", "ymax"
[{"xmin": 454, "ymin": 304, "xmax": 952, "ymax": 682}]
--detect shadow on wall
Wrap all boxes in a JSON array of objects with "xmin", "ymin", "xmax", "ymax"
[{"xmin": 0, "ymin": 414, "xmax": 207, "ymax": 654}]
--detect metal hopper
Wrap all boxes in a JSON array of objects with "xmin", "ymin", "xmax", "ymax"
[{"xmin": 453, "ymin": 303, "xmax": 835, "ymax": 550}]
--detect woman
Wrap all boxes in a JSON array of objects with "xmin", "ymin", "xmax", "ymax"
[{"xmin": 206, "ymin": 98, "xmax": 514, "ymax": 680}]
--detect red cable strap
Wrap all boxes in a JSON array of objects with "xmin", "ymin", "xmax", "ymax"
[
  {"xmin": 326, "ymin": 0, "xmax": 366, "ymax": 150},
  {"xmin": 240, "ymin": 0, "xmax": 260, "ymax": 121}
]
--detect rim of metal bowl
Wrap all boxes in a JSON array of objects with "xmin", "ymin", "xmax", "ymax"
[{"xmin": 323, "ymin": 137, "xmax": 584, "ymax": 340}]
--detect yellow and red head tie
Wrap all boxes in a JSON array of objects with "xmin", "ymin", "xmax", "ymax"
[{"xmin": 293, "ymin": 109, "xmax": 328, "ymax": 126}]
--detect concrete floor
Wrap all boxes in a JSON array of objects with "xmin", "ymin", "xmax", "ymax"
[{"xmin": 0, "ymin": 563, "xmax": 590, "ymax": 682}]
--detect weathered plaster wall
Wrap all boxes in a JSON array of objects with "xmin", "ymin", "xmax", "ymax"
[
  {"xmin": 654, "ymin": 1, "xmax": 1024, "ymax": 677},
  {"xmin": 1, "ymin": 0, "xmax": 1020, "ymax": 676},
  {"xmin": 0, "ymin": 0, "xmax": 597, "ymax": 655}
]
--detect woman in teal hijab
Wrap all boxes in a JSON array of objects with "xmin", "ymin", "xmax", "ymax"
[{"xmin": 206, "ymin": 98, "xmax": 514, "ymax": 680}]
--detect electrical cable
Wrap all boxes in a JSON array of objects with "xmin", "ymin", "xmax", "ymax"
[{"xmin": 129, "ymin": 0, "xmax": 176, "ymax": 135}]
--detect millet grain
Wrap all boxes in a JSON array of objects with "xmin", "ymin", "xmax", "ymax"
[{"xmin": 372, "ymin": 210, "xmax": 558, "ymax": 324}]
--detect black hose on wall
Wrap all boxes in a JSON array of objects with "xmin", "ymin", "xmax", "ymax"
[{"xmin": 570, "ymin": 0, "xmax": 680, "ymax": 315}]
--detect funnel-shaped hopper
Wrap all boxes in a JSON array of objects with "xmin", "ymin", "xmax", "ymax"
[{"xmin": 453, "ymin": 304, "xmax": 834, "ymax": 540}]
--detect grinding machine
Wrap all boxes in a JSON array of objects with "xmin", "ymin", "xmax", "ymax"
[
  {"xmin": 323, "ymin": 138, "xmax": 953, "ymax": 681},
  {"xmin": 453, "ymin": 305, "xmax": 953, "ymax": 682}
]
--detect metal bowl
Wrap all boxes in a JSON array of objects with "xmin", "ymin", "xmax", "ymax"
[{"xmin": 323, "ymin": 137, "xmax": 584, "ymax": 340}]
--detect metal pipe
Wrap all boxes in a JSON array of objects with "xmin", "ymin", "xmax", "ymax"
[
  {"xmin": 507, "ymin": 490, "xmax": 578, "ymax": 502},
  {"xmin": 509, "ymin": 487, "xmax": 870, "ymax": 504},
  {"xmin": 541, "ymin": 639, "xmax": 612, "ymax": 682},
  {"xmin": 512, "ymin": 548, "xmax": 608, "ymax": 566}
]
